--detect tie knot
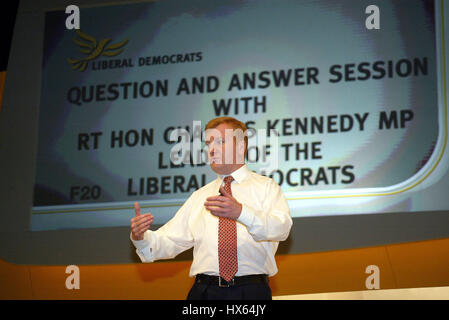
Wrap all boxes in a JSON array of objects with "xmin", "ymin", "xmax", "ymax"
[{"xmin": 224, "ymin": 176, "xmax": 234, "ymax": 184}]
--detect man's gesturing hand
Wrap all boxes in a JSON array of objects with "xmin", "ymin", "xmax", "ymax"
[
  {"xmin": 204, "ymin": 185, "xmax": 242, "ymax": 220},
  {"xmin": 131, "ymin": 202, "xmax": 154, "ymax": 241}
]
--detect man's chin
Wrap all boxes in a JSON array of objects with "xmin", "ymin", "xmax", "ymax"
[
  {"xmin": 210, "ymin": 162, "xmax": 231, "ymax": 175},
  {"xmin": 210, "ymin": 163, "xmax": 224, "ymax": 174},
  {"xmin": 210, "ymin": 162, "xmax": 244, "ymax": 175}
]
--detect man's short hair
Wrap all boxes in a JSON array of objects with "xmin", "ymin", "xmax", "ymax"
[{"xmin": 205, "ymin": 117, "xmax": 248, "ymax": 154}]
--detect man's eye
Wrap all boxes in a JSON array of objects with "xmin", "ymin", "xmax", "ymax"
[{"xmin": 204, "ymin": 138, "xmax": 224, "ymax": 147}]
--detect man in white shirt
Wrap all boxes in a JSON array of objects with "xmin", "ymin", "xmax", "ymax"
[{"xmin": 130, "ymin": 116, "xmax": 292, "ymax": 300}]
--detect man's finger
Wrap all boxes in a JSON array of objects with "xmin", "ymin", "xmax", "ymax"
[
  {"xmin": 208, "ymin": 210, "xmax": 222, "ymax": 217},
  {"xmin": 136, "ymin": 221, "xmax": 152, "ymax": 234},
  {"xmin": 208, "ymin": 208, "xmax": 230, "ymax": 217},
  {"xmin": 206, "ymin": 205, "xmax": 229, "ymax": 213},
  {"xmin": 134, "ymin": 202, "xmax": 141, "ymax": 216},
  {"xmin": 219, "ymin": 185, "xmax": 231, "ymax": 197},
  {"xmin": 206, "ymin": 195, "xmax": 225, "ymax": 202},
  {"xmin": 204, "ymin": 200, "xmax": 227, "ymax": 208},
  {"xmin": 132, "ymin": 214, "xmax": 152, "ymax": 226},
  {"xmin": 133, "ymin": 216, "xmax": 153, "ymax": 232}
]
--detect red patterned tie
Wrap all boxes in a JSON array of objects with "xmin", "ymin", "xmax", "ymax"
[{"xmin": 218, "ymin": 176, "xmax": 238, "ymax": 282}]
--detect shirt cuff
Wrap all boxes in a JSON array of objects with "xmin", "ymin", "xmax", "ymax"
[
  {"xmin": 237, "ymin": 203, "xmax": 255, "ymax": 227},
  {"xmin": 130, "ymin": 232, "xmax": 149, "ymax": 249},
  {"xmin": 130, "ymin": 231, "xmax": 154, "ymax": 262}
]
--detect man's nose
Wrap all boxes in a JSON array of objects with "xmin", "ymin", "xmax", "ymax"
[{"xmin": 208, "ymin": 141, "xmax": 215, "ymax": 155}]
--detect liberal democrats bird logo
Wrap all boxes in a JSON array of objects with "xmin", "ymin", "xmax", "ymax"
[{"xmin": 68, "ymin": 30, "xmax": 129, "ymax": 72}]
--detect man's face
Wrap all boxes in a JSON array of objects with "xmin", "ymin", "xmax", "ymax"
[{"xmin": 205, "ymin": 123, "xmax": 245, "ymax": 175}]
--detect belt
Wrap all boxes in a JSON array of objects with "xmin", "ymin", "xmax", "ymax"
[{"xmin": 195, "ymin": 274, "xmax": 269, "ymax": 288}]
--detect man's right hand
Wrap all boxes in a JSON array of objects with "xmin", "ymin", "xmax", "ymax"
[{"xmin": 131, "ymin": 202, "xmax": 154, "ymax": 241}]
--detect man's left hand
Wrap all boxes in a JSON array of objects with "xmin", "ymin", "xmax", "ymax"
[{"xmin": 204, "ymin": 186, "xmax": 242, "ymax": 220}]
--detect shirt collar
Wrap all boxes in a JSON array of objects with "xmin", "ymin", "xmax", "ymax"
[{"xmin": 218, "ymin": 164, "xmax": 250, "ymax": 184}]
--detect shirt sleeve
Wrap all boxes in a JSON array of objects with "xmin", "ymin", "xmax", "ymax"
[
  {"xmin": 130, "ymin": 193, "xmax": 196, "ymax": 263},
  {"xmin": 237, "ymin": 178, "xmax": 292, "ymax": 241}
]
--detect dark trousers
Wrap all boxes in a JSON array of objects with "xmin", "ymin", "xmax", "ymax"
[{"xmin": 187, "ymin": 277, "xmax": 272, "ymax": 300}]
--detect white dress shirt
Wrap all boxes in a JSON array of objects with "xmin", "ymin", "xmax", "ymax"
[{"xmin": 130, "ymin": 164, "xmax": 292, "ymax": 277}]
